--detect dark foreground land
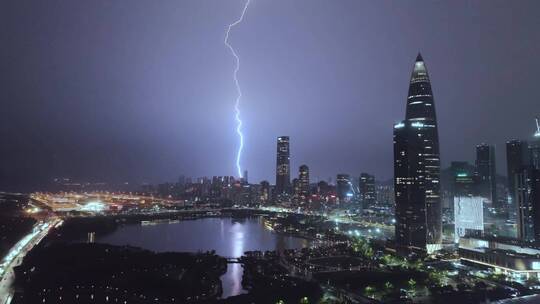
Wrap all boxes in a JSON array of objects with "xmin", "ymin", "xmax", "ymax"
[
  {"xmin": 12, "ymin": 243, "xmax": 227, "ymax": 303},
  {"xmin": 223, "ymin": 251, "xmax": 323, "ymax": 304},
  {"xmin": 11, "ymin": 241, "xmax": 323, "ymax": 304},
  {"xmin": 0, "ymin": 194, "xmax": 35, "ymax": 258}
]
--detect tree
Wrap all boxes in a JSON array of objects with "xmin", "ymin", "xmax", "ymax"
[
  {"xmin": 526, "ymin": 275, "xmax": 539, "ymax": 286},
  {"xmin": 364, "ymin": 286, "xmax": 376, "ymax": 298},
  {"xmin": 407, "ymin": 279, "xmax": 416, "ymax": 289}
]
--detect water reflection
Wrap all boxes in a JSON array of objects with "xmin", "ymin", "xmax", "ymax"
[
  {"xmin": 222, "ymin": 263, "xmax": 245, "ymax": 298},
  {"xmin": 96, "ymin": 217, "xmax": 310, "ymax": 298}
]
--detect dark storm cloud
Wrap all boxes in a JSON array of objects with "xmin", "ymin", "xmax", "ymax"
[{"xmin": 1, "ymin": 0, "xmax": 539, "ymax": 190}]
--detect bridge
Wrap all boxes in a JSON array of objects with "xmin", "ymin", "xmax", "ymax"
[{"xmin": 225, "ymin": 257, "xmax": 242, "ymax": 263}]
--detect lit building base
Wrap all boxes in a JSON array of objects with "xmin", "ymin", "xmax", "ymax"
[
  {"xmin": 426, "ymin": 243, "xmax": 443, "ymax": 254},
  {"xmin": 459, "ymin": 237, "xmax": 540, "ymax": 282}
]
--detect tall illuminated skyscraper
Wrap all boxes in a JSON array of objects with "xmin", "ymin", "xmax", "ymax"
[
  {"xmin": 275, "ymin": 136, "xmax": 290, "ymax": 195},
  {"xmin": 394, "ymin": 53, "xmax": 441, "ymax": 252},
  {"xmin": 243, "ymin": 170, "xmax": 248, "ymax": 184},
  {"xmin": 530, "ymin": 118, "xmax": 540, "ymax": 170},
  {"xmin": 476, "ymin": 144, "xmax": 497, "ymax": 205},
  {"xmin": 516, "ymin": 168, "xmax": 540, "ymax": 242},
  {"xmin": 336, "ymin": 174, "xmax": 352, "ymax": 202},
  {"xmin": 359, "ymin": 173, "xmax": 376, "ymax": 207},
  {"xmin": 516, "ymin": 120, "xmax": 540, "ymax": 242},
  {"xmin": 298, "ymin": 165, "xmax": 310, "ymax": 201},
  {"xmin": 506, "ymin": 140, "xmax": 529, "ymax": 206}
]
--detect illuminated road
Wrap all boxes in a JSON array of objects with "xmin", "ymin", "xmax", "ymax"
[{"xmin": 0, "ymin": 219, "xmax": 62, "ymax": 304}]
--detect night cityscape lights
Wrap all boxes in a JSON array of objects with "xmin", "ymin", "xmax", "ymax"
[{"xmin": 1, "ymin": 2, "xmax": 540, "ymax": 304}]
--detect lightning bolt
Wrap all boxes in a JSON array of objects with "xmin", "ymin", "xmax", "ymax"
[{"xmin": 225, "ymin": 0, "xmax": 250, "ymax": 178}]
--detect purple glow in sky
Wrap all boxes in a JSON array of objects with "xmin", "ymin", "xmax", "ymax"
[{"xmin": 1, "ymin": 0, "xmax": 539, "ymax": 190}]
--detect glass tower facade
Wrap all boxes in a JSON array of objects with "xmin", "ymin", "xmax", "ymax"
[
  {"xmin": 506, "ymin": 140, "xmax": 529, "ymax": 207},
  {"xmin": 298, "ymin": 165, "xmax": 310, "ymax": 201},
  {"xmin": 476, "ymin": 144, "xmax": 497, "ymax": 205},
  {"xmin": 530, "ymin": 118, "xmax": 540, "ymax": 170},
  {"xmin": 394, "ymin": 53, "xmax": 442, "ymax": 252},
  {"xmin": 359, "ymin": 173, "xmax": 376, "ymax": 208},
  {"xmin": 336, "ymin": 174, "xmax": 352, "ymax": 202},
  {"xmin": 275, "ymin": 136, "xmax": 290, "ymax": 196}
]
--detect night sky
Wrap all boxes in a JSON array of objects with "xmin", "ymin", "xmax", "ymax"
[{"xmin": 1, "ymin": 0, "xmax": 540, "ymax": 190}]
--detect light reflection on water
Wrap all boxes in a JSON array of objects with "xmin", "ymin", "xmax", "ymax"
[{"xmin": 96, "ymin": 217, "xmax": 310, "ymax": 298}]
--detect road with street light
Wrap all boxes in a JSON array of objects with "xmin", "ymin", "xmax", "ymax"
[{"xmin": 0, "ymin": 218, "xmax": 62, "ymax": 304}]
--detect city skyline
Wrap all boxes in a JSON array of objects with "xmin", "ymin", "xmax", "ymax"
[
  {"xmin": 3, "ymin": 2, "xmax": 540, "ymax": 302},
  {"xmin": 1, "ymin": 1, "xmax": 540, "ymax": 191}
]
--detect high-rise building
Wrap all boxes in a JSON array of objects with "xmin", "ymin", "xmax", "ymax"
[
  {"xmin": 515, "ymin": 168, "xmax": 540, "ymax": 242},
  {"xmin": 243, "ymin": 170, "xmax": 248, "ymax": 184},
  {"xmin": 530, "ymin": 118, "xmax": 540, "ymax": 170},
  {"xmin": 298, "ymin": 165, "xmax": 310, "ymax": 201},
  {"xmin": 376, "ymin": 185, "xmax": 394, "ymax": 207},
  {"xmin": 507, "ymin": 140, "xmax": 530, "ymax": 206},
  {"xmin": 450, "ymin": 161, "xmax": 475, "ymax": 197},
  {"xmin": 178, "ymin": 175, "xmax": 186, "ymax": 186},
  {"xmin": 394, "ymin": 53, "xmax": 442, "ymax": 252},
  {"xmin": 275, "ymin": 136, "xmax": 290, "ymax": 196},
  {"xmin": 292, "ymin": 178, "xmax": 300, "ymax": 198},
  {"xmin": 336, "ymin": 174, "xmax": 352, "ymax": 202},
  {"xmin": 514, "ymin": 121, "xmax": 540, "ymax": 242},
  {"xmin": 359, "ymin": 173, "xmax": 376, "ymax": 207},
  {"xmin": 317, "ymin": 180, "xmax": 329, "ymax": 197},
  {"xmin": 476, "ymin": 144, "xmax": 497, "ymax": 205},
  {"xmin": 260, "ymin": 181, "xmax": 270, "ymax": 203},
  {"xmin": 454, "ymin": 196, "xmax": 484, "ymax": 243}
]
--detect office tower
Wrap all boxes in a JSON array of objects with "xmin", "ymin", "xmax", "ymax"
[
  {"xmin": 178, "ymin": 175, "xmax": 186, "ymax": 186},
  {"xmin": 476, "ymin": 144, "xmax": 497, "ymax": 205},
  {"xmin": 515, "ymin": 168, "xmax": 540, "ymax": 242},
  {"xmin": 222, "ymin": 176, "xmax": 234, "ymax": 187},
  {"xmin": 292, "ymin": 178, "xmax": 300, "ymax": 197},
  {"xmin": 514, "ymin": 121, "xmax": 540, "ymax": 241},
  {"xmin": 534, "ymin": 169, "xmax": 540, "ymax": 241},
  {"xmin": 450, "ymin": 161, "xmax": 475, "ymax": 197},
  {"xmin": 530, "ymin": 118, "xmax": 540, "ymax": 170},
  {"xmin": 298, "ymin": 165, "xmax": 310, "ymax": 200},
  {"xmin": 394, "ymin": 53, "xmax": 442, "ymax": 252},
  {"xmin": 376, "ymin": 185, "xmax": 394, "ymax": 207},
  {"xmin": 506, "ymin": 140, "xmax": 530, "ymax": 205},
  {"xmin": 359, "ymin": 173, "xmax": 376, "ymax": 207},
  {"xmin": 317, "ymin": 181, "xmax": 329, "ymax": 197},
  {"xmin": 243, "ymin": 170, "xmax": 248, "ymax": 184},
  {"xmin": 336, "ymin": 174, "xmax": 352, "ymax": 202},
  {"xmin": 260, "ymin": 181, "xmax": 270, "ymax": 203},
  {"xmin": 454, "ymin": 196, "xmax": 484, "ymax": 243},
  {"xmin": 275, "ymin": 136, "xmax": 290, "ymax": 196}
]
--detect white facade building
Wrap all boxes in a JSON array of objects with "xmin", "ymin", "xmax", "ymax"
[{"xmin": 454, "ymin": 196, "xmax": 485, "ymax": 243}]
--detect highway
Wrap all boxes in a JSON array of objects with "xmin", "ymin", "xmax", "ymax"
[{"xmin": 0, "ymin": 218, "xmax": 62, "ymax": 304}]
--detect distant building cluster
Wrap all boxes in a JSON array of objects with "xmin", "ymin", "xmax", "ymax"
[{"xmin": 134, "ymin": 130, "xmax": 394, "ymax": 215}]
